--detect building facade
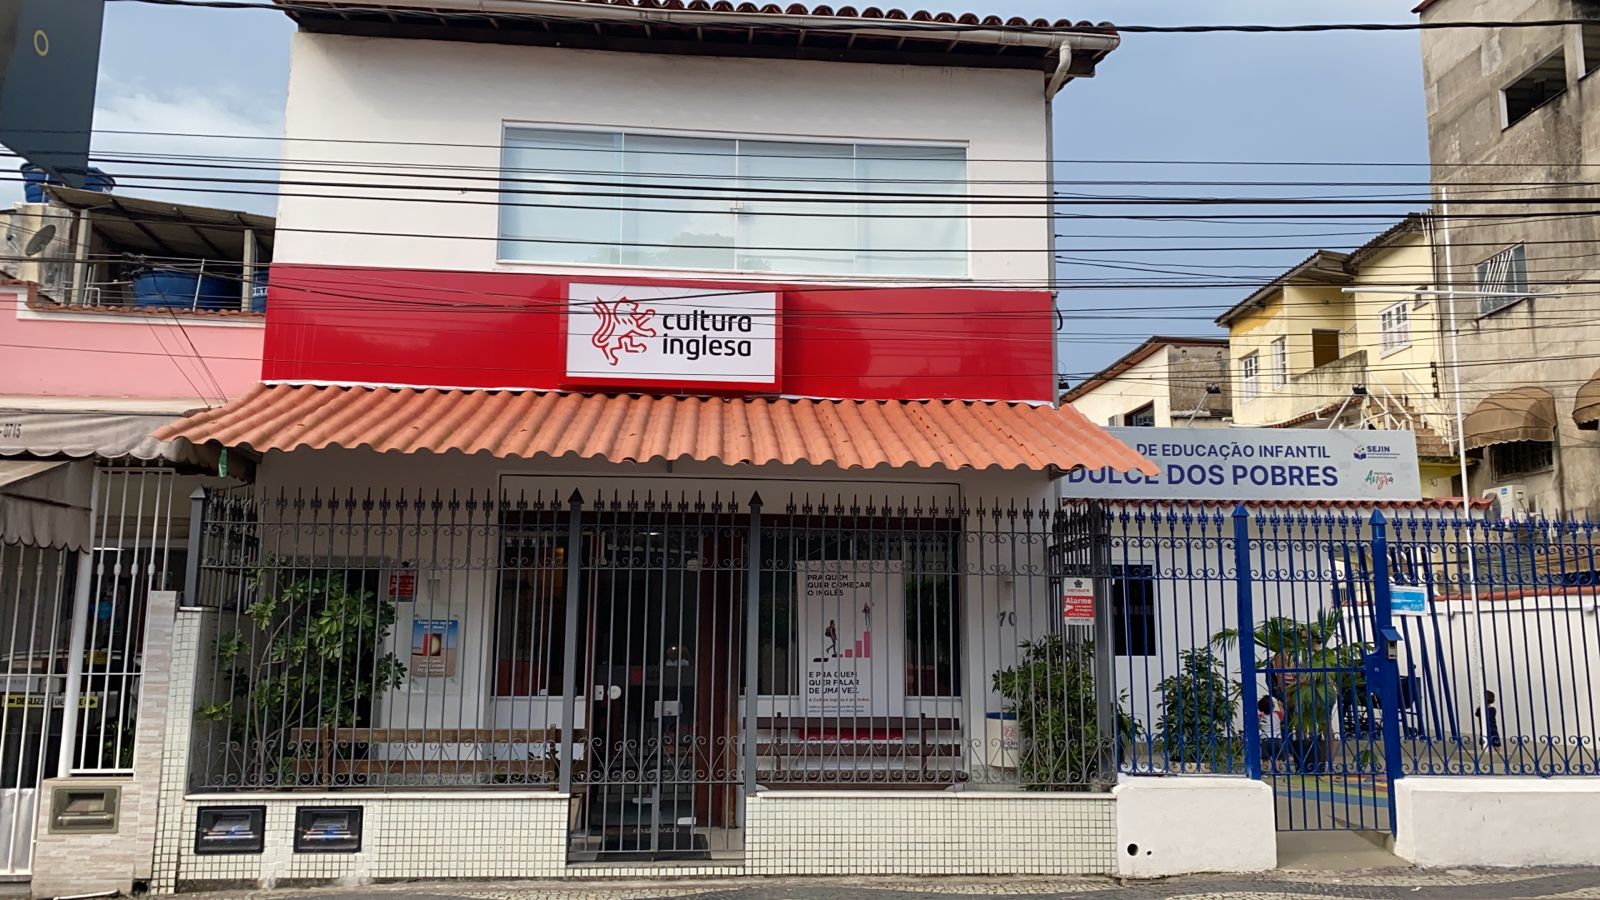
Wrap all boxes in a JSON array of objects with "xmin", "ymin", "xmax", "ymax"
[
  {"xmin": 1419, "ymin": 0, "xmax": 1600, "ymax": 516},
  {"xmin": 134, "ymin": 1, "xmax": 1160, "ymax": 888},
  {"xmin": 1216, "ymin": 217, "xmax": 1461, "ymax": 497},
  {"xmin": 1064, "ymin": 336, "xmax": 1232, "ymax": 428},
  {"xmin": 0, "ymin": 188, "xmax": 265, "ymax": 894}
]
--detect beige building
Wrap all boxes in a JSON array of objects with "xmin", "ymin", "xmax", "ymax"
[
  {"xmin": 1419, "ymin": 0, "xmax": 1600, "ymax": 517},
  {"xmin": 1064, "ymin": 335, "xmax": 1231, "ymax": 427},
  {"xmin": 1215, "ymin": 216, "xmax": 1461, "ymax": 497}
]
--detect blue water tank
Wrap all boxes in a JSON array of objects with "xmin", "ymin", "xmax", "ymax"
[
  {"xmin": 20, "ymin": 165, "xmax": 115, "ymax": 203},
  {"xmin": 132, "ymin": 270, "xmax": 236, "ymax": 312}
]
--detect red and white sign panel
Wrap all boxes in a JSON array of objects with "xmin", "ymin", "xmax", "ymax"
[
  {"xmin": 1062, "ymin": 578, "xmax": 1095, "ymax": 625},
  {"xmin": 566, "ymin": 282, "xmax": 778, "ymax": 388}
]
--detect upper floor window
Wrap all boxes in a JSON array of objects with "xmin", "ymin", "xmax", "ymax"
[
  {"xmin": 1124, "ymin": 402, "xmax": 1156, "ymax": 427},
  {"xmin": 1270, "ymin": 336, "xmax": 1288, "ymax": 388},
  {"xmin": 497, "ymin": 127, "xmax": 968, "ymax": 277},
  {"xmin": 1380, "ymin": 301, "xmax": 1411, "ymax": 352},
  {"xmin": 1240, "ymin": 352, "xmax": 1260, "ymax": 401},
  {"xmin": 1476, "ymin": 244, "xmax": 1528, "ymax": 316},
  {"xmin": 1503, "ymin": 49, "xmax": 1568, "ymax": 128},
  {"xmin": 1584, "ymin": 24, "xmax": 1600, "ymax": 78}
]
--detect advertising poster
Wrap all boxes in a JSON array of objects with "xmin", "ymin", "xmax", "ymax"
[
  {"xmin": 410, "ymin": 618, "xmax": 459, "ymax": 678},
  {"xmin": 797, "ymin": 560, "xmax": 904, "ymax": 716}
]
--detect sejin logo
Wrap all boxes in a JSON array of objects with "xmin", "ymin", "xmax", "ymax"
[
  {"xmin": 591, "ymin": 298, "xmax": 658, "ymax": 365},
  {"xmin": 566, "ymin": 282, "xmax": 779, "ymax": 386}
]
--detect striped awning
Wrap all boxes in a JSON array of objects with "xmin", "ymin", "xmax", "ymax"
[{"xmin": 154, "ymin": 383, "xmax": 1157, "ymax": 475}]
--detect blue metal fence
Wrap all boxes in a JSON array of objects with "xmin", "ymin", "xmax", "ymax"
[{"xmin": 1105, "ymin": 501, "xmax": 1600, "ymax": 832}]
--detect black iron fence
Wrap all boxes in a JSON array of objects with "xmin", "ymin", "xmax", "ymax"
[{"xmin": 186, "ymin": 486, "xmax": 1117, "ymax": 821}]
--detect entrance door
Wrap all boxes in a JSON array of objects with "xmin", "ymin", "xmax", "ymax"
[{"xmin": 574, "ymin": 520, "xmax": 742, "ymax": 861}]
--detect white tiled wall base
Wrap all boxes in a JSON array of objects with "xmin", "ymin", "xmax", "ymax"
[
  {"xmin": 150, "ymin": 612, "xmax": 1117, "ymax": 890},
  {"xmin": 169, "ymin": 793, "xmax": 569, "ymax": 888},
  {"xmin": 745, "ymin": 792, "xmax": 1116, "ymax": 876},
  {"xmin": 152, "ymin": 791, "xmax": 1115, "ymax": 888}
]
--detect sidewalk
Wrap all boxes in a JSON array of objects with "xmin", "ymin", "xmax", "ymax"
[{"xmin": 173, "ymin": 868, "xmax": 1600, "ymax": 900}]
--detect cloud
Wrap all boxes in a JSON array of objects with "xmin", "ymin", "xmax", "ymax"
[{"xmin": 80, "ymin": 83, "xmax": 284, "ymax": 216}]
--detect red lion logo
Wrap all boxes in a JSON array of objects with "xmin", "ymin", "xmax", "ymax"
[{"xmin": 591, "ymin": 298, "xmax": 658, "ymax": 366}]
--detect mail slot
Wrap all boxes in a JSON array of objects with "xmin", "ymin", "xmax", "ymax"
[
  {"xmin": 48, "ymin": 785, "xmax": 120, "ymax": 834},
  {"xmin": 195, "ymin": 806, "xmax": 266, "ymax": 854}
]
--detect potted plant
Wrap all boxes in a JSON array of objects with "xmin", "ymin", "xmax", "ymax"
[
  {"xmin": 1214, "ymin": 610, "xmax": 1369, "ymax": 774},
  {"xmin": 991, "ymin": 634, "xmax": 1136, "ymax": 789},
  {"xmin": 1155, "ymin": 648, "xmax": 1240, "ymax": 772},
  {"xmin": 198, "ymin": 565, "xmax": 407, "ymax": 785}
]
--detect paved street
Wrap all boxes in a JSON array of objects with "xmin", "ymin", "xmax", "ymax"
[{"xmin": 181, "ymin": 869, "xmax": 1600, "ymax": 900}]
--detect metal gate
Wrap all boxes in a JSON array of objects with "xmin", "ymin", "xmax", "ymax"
[
  {"xmin": 1236, "ymin": 508, "xmax": 1401, "ymax": 833},
  {"xmin": 0, "ymin": 542, "xmax": 73, "ymax": 875},
  {"xmin": 0, "ymin": 465, "xmax": 178, "ymax": 876},
  {"xmin": 569, "ymin": 496, "xmax": 745, "ymax": 862}
]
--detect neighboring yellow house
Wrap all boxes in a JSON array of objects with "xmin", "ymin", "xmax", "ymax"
[{"xmin": 1216, "ymin": 214, "xmax": 1461, "ymax": 497}]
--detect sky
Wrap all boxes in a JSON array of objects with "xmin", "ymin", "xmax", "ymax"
[{"xmin": 86, "ymin": 0, "xmax": 1431, "ymax": 377}]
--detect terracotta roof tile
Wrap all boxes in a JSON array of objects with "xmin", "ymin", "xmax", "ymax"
[{"xmin": 155, "ymin": 383, "xmax": 1156, "ymax": 474}]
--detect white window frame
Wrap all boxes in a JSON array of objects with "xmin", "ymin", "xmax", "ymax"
[
  {"xmin": 1240, "ymin": 352, "xmax": 1260, "ymax": 402},
  {"xmin": 1270, "ymin": 337, "xmax": 1288, "ymax": 389},
  {"xmin": 1380, "ymin": 301, "xmax": 1412, "ymax": 354},
  {"xmin": 1475, "ymin": 244, "xmax": 1529, "ymax": 317},
  {"xmin": 495, "ymin": 122, "xmax": 972, "ymax": 280}
]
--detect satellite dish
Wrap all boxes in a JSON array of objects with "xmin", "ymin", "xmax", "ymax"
[{"xmin": 23, "ymin": 224, "xmax": 56, "ymax": 257}]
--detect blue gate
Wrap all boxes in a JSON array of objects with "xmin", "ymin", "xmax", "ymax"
[
  {"xmin": 1233, "ymin": 507, "xmax": 1403, "ymax": 833},
  {"xmin": 1106, "ymin": 503, "xmax": 1403, "ymax": 834}
]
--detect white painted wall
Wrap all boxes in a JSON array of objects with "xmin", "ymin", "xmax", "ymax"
[
  {"xmin": 1068, "ymin": 352, "xmax": 1173, "ymax": 427},
  {"xmin": 1112, "ymin": 776, "xmax": 1275, "ymax": 877},
  {"xmin": 1350, "ymin": 594, "xmax": 1600, "ymax": 752},
  {"xmin": 277, "ymin": 32, "xmax": 1051, "ymax": 284},
  {"xmin": 1395, "ymin": 777, "xmax": 1600, "ymax": 867}
]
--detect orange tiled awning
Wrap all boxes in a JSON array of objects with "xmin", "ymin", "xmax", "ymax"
[{"xmin": 155, "ymin": 384, "xmax": 1156, "ymax": 474}]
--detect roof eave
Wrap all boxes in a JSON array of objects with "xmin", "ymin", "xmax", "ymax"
[{"xmin": 280, "ymin": 0, "xmax": 1120, "ymax": 77}]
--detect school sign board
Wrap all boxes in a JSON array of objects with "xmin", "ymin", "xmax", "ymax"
[{"xmin": 1062, "ymin": 427, "xmax": 1422, "ymax": 502}]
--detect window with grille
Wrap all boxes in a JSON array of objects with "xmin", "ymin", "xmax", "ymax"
[
  {"xmin": 1271, "ymin": 337, "xmax": 1288, "ymax": 388},
  {"xmin": 1240, "ymin": 352, "xmax": 1260, "ymax": 401},
  {"xmin": 1380, "ymin": 302, "xmax": 1411, "ymax": 352},
  {"xmin": 1491, "ymin": 440, "xmax": 1554, "ymax": 478},
  {"xmin": 1476, "ymin": 244, "xmax": 1529, "ymax": 316}
]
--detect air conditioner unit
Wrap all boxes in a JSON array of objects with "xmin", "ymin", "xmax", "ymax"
[{"xmin": 1483, "ymin": 484, "xmax": 1531, "ymax": 521}]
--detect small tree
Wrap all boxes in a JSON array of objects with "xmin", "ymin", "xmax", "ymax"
[
  {"xmin": 991, "ymin": 634, "xmax": 1134, "ymax": 788},
  {"xmin": 1155, "ymin": 648, "xmax": 1240, "ymax": 767},
  {"xmin": 1214, "ymin": 610, "xmax": 1368, "ymax": 772},
  {"xmin": 199, "ymin": 568, "xmax": 406, "ymax": 784}
]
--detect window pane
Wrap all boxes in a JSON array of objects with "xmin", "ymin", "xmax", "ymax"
[
  {"xmin": 857, "ymin": 145, "xmax": 966, "ymax": 277},
  {"xmin": 494, "ymin": 530, "xmax": 568, "ymax": 696},
  {"xmin": 500, "ymin": 128, "xmax": 621, "ymax": 265},
  {"xmin": 620, "ymin": 134, "xmax": 736, "ymax": 270},
  {"xmin": 737, "ymin": 141, "xmax": 856, "ymax": 274}
]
